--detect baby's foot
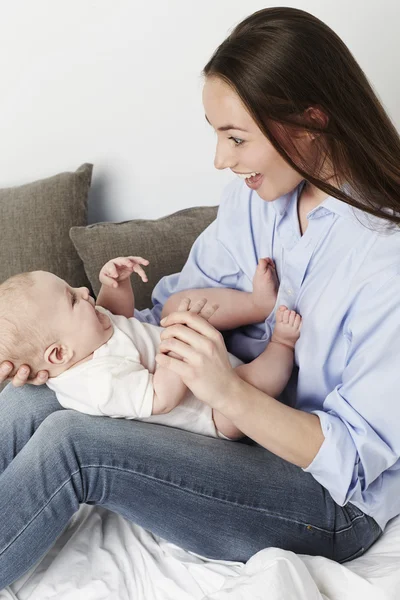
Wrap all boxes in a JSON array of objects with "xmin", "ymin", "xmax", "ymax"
[
  {"xmin": 252, "ymin": 258, "xmax": 279, "ymax": 317},
  {"xmin": 271, "ymin": 305, "xmax": 302, "ymax": 350}
]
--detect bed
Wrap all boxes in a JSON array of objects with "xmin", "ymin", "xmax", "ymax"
[{"xmin": 2, "ymin": 504, "xmax": 400, "ymax": 600}]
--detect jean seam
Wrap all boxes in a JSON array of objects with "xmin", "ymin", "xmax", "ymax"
[
  {"xmin": 0, "ymin": 462, "xmax": 338, "ymax": 557},
  {"xmin": 0, "ymin": 468, "xmax": 82, "ymax": 557},
  {"xmin": 335, "ymin": 514, "xmax": 365, "ymax": 534},
  {"xmin": 82, "ymin": 464, "xmax": 335, "ymax": 533}
]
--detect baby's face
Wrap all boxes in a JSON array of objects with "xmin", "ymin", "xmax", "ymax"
[{"xmin": 32, "ymin": 271, "xmax": 113, "ymax": 372}]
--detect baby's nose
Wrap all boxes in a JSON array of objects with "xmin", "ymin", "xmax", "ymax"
[{"xmin": 80, "ymin": 286, "xmax": 90, "ymax": 298}]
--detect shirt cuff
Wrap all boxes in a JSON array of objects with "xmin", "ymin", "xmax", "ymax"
[{"xmin": 302, "ymin": 409, "xmax": 358, "ymax": 506}]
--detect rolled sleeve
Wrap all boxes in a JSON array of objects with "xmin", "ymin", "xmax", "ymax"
[
  {"xmin": 304, "ymin": 406, "xmax": 360, "ymax": 505},
  {"xmin": 303, "ymin": 273, "xmax": 400, "ymax": 507}
]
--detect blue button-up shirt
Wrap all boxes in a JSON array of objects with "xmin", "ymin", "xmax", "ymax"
[{"xmin": 136, "ymin": 178, "xmax": 400, "ymax": 530}]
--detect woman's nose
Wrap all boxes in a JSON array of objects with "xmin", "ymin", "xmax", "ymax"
[{"xmin": 214, "ymin": 141, "xmax": 236, "ymax": 171}]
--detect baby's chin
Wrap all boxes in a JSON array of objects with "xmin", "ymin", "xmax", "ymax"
[{"xmin": 96, "ymin": 309, "xmax": 112, "ymax": 330}]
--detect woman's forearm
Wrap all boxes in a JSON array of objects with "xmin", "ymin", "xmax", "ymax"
[
  {"xmin": 220, "ymin": 376, "xmax": 324, "ymax": 469},
  {"xmin": 161, "ymin": 288, "xmax": 271, "ymax": 330},
  {"xmin": 157, "ymin": 310, "xmax": 323, "ymax": 468},
  {"xmin": 96, "ymin": 279, "xmax": 135, "ymax": 317}
]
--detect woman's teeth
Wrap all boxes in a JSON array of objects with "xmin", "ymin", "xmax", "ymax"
[{"xmin": 236, "ymin": 172, "xmax": 260, "ymax": 179}]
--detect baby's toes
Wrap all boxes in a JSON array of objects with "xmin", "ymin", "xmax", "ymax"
[
  {"xmin": 294, "ymin": 314, "xmax": 302, "ymax": 331},
  {"xmin": 288, "ymin": 310, "xmax": 297, "ymax": 326},
  {"xmin": 276, "ymin": 305, "xmax": 287, "ymax": 323},
  {"xmin": 257, "ymin": 258, "xmax": 268, "ymax": 273}
]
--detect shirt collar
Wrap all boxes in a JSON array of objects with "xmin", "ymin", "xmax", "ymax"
[
  {"xmin": 268, "ymin": 180, "xmax": 358, "ymax": 221},
  {"xmin": 270, "ymin": 181, "xmax": 304, "ymax": 217}
]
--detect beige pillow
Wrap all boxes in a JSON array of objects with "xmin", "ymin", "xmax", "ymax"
[
  {"xmin": 70, "ymin": 206, "xmax": 218, "ymax": 311},
  {"xmin": 0, "ymin": 163, "xmax": 93, "ymax": 289}
]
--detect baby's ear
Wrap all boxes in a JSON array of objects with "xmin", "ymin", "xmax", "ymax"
[{"xmin": 44, "ymin": 343, "xmax": 73, "ymax": 366}]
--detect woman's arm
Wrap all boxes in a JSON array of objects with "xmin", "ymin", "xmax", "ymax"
[
  {"xmin": 156, "ymin": 311, "xmax": 323, "ymax": 468},
  {"xmin": 161, "ymin": 288, "xmax": 268, "ymax": 330},
  {"xmin": 161, "ymin": 258, "xmax": 277, "ymax": 330},
  {"xmin": 157, "ymin": 272, "xmax": 400, "ymax": 506}
]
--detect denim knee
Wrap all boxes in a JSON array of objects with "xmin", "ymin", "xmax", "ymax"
[
  {"xmin": 0, "ymin": 382, "xmax": 60, "ymax": 417},
  {"xmin": 35, "ymin": 409, "xmax": 87, "ymax": 444}
]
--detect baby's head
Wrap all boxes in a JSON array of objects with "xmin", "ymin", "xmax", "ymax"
[{"xmin": 0, "ymin": 271, "xmax": 112, "ymax": 379}]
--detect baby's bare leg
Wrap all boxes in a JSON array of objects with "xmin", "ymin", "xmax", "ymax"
[{"xmin": 235, "ymin": 306, "xmax": 302, "ymax": 399}]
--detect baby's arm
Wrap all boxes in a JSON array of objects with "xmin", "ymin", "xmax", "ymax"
[
  {"xmin": 235, "ymin": 306, "xmax": 302, "ymax": 398},
  {"xmin": 96, "ymin": 256, "xmax": 149, "ymax": 317},
  {"xmin": 152, "ymin": 364, "xmax": 187, "ymax": 414},
  {"xmin": 161, "ymin": 258, "xmax": 278, "ymax": 330}
]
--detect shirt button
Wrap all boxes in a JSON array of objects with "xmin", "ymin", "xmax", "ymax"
[{"xmin": 287, "ymin": 288, "xmax": 294, "ymax": 296}]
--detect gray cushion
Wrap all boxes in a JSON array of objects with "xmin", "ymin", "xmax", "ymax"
[
  {"xmin": 70, "ymin": 206, "xmax": 218, "ymax": 311},
  {"xmin": 0, "ymin": 163, "xmax": 93, "ymax": 289},
  {"xmin": 0, "ymin": 163, "xmax": 93, "ymax": 392}
]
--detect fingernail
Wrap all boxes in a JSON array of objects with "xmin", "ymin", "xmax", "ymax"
[
  {"xmin": 160, "ymin": 318, "xmax": 167, "ymax": 325},
  {"xmin": 0, "ymin": 365, "xmax": 10, "ymax": 373},
  {"xmin": 39, "ymin": 373, "xmax": 47, "ymax": 379},
  {"xmin": 20, "ymin": 367, "xmax": 28, "ymax": 375}
]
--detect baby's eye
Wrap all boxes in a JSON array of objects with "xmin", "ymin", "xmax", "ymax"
[{"xmin": 228, "ymin": 136, "xmax": 245, "ymax": 146}]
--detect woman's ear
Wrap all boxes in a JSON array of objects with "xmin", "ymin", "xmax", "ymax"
[
  {"xmin": 44, "ymin": 343, "xmax": 73, "ymax": 366},
  {"xmin": 304, "ymin": 105, "xmax": 329, "ymax": 132}
]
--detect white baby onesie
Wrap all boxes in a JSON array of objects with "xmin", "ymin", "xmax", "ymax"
[{"xmin": 47, "ymin": 306, "xmax": 243, "ymax": 438}]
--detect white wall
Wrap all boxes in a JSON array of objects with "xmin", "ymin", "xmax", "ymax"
[{"xmin": 0, "ymin": 0, "xmax": 398, "ymax": 224}]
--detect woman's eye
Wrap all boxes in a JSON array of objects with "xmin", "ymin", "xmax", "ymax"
[{"xmin": 229, "ymin": 136, "xmax": 245, "ymax": 146}]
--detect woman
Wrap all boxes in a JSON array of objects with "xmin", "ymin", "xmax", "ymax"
[{"xmin": 1, "ymin": 7, "xmax": 399, "ymax": 588}]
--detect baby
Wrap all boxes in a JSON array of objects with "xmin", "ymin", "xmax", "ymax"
[{"xmin": 0, "ymin": 256, "xmax": 301, "ymax": 439}]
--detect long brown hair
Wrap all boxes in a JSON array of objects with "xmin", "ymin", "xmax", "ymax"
[{"xmin": 202, "ymin": 7, "xmax": 400, "ymax": 226}]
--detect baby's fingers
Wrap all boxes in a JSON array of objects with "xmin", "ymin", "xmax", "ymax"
[
  {"xmin": 127, "ymin": 256, "xmax": 150, "ymax": 266},
  {"xmin": 99, "ymin": 268, "xmax": 119, "ymax": 288},
  {"xmin": 131, "ymin": 263, "xmax": 148, "ymax": 282}
]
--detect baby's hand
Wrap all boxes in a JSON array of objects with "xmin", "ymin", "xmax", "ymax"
[{"xmin": 99, "ymin": 256, "xmax": 149, "ymax": 288}]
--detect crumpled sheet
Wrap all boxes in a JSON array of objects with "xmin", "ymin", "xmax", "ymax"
[{"xmin": 1, "ymin": 504, "xmax": 399, "ymax": 600}]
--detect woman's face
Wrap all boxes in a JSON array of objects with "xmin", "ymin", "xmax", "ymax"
[{"xmin": 202, "ymin": 76, "xmax": 311, "ymax": 202}]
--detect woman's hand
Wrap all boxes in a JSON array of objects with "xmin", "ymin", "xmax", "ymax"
[
  {"xmin": 0, "ymin": 362, "xmax": 49, "ymax": 387},
  {"xmin": 99, "ymin": 256, "xmax": 149, "ymax": 289},
  {"xmin": 162, "ymin": 297, "xmax": 219, "ymax": 360},
  {"xmin": 156, "ymin": 310, "xmax": 242, "ymax": 410}
]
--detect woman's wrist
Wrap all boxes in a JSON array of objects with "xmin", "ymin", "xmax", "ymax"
[{"xmin": 213, "ymin": 371, "xmax": 250, "ymax": 418}]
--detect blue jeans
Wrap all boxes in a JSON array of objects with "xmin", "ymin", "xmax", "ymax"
[{"xmin": 0, "ymin": 383, "xmax": 382, "ymax": 590}]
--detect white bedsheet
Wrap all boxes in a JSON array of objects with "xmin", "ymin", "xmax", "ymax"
[{"xmin": 2, "ymin": 505, "xmax": 400, "ymax": 600}]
